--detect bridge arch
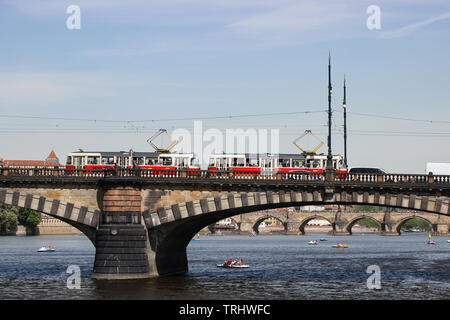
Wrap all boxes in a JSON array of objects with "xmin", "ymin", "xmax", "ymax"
[
  {"xmin": 298, "ymin": 215, "xmax": 334, "ymax": 235},
  {"xmin": 394, "ymin": 215, "xmax": 434, "ymax": 235},
  {"xmin": 344, "ymin": 215, "xmax": 382, "ymax": 235},
  {"xmin": 143, "ymin": 189, "xmax": 450, "ymax": 276},
  {"xmin": 0, "ymin": 189, "xmax": 99, "ymax": 243},
  {"xmin": 252, "ymin": 214, "xmax": 287, "ymax": 234}
]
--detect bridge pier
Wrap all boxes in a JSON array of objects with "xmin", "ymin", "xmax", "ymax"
[
  {"xmin": 92, "ymin": 224, "xmax": 152, "ymax": 279},
  {"xmin": 92, "ymin": 186, "xmax": 155, "ymax": 279}
]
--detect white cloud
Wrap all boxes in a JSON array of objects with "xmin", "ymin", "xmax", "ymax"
[{"xmin": 378, "ymin": 11, "xmax": 450, "ymax": 39}]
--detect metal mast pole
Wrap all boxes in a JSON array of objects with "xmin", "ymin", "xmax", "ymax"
[
  {"xmin": 327, "ymin": 52, "xmax": 333, "ymax": 169},
  {"xmin": 343, "ymin": 75, "xmax": 347, "ymax": 168}
]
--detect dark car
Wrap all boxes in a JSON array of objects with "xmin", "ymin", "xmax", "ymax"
[{"xmin": 348, "ymin": 167, "xmax": 385, "ymax": 174}]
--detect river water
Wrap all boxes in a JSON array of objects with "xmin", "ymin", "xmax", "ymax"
[{"xmin": 0, "ymin": 233, "xmax": 449, "ymax": 300}]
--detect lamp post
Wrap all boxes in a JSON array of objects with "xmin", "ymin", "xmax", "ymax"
[
  {"xmin": 326, "ymin": 53, "xmax": 333, "ymax": 170},
  {"xmin": 343, "ymin": 76, "xmax": 348, "ymax": 168}
]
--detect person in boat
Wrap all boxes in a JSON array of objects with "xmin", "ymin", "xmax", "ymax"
[{"xmin": 226, "ymin": 258, "xmax": 233, "ymax": 267}]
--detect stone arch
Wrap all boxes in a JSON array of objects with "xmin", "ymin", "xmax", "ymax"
[
  {"xmin": 0, "ymin": 189, "xmax": 99, "ymax": 243},
  {"xmin": 344, "ymin": 215, "xmax": 382, "ymax": 235},
  {"xmin": 298, "ymin": 215, "xmax": 334, "ymax": 235},
  {"xmin": 208, "ymin": 216, "xmax": 240, "ymax": 234},
  {"xmin": 142, "ymin": 190, "xmax": 450, "ymax": 275},
  {"xmin": 252, "ymin": 214, "xmax": 287, "ymax": 234},
  {"xmin": 394, "ymin": 215, "xmax": 434, "ymax": 235}
]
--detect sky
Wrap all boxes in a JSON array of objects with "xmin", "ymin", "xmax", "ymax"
[{"xmin": 0, "ymin": 0, "xmax": 450, "ymax": 172}]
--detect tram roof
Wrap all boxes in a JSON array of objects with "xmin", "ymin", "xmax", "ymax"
[
  {"xmin": 209, "ymin": 153, "xmax": 341, "ymax": 159},
  {"xmin": 68, "ymin": 151, "xmax": 159, "ymax": 157}
]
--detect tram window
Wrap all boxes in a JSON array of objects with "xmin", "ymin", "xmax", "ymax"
[
  {"xmin": 292, "ymin": 160, "xmax": 305, "ymax": 168},
  {"xmin": 87, "ymin": 156, "xmax": 99, "ymax": 165},
  {"xmin": 133, "ymin": 157, "xmax": 144, "ymax": 165},
  {"xmin": 280, "ymin": 159, "xmax": 290, "ymax": 167},
  {"xmin": 191, "ymin": 158, "xmax": 199, "ymax": 167},
  {"xmin": 232, "ymin": 158, "xmax": 245, "ymax": 167},
  {"xmin": 208, "ymin": 158, "xmax": 215, "ymax": 167},
  {"xmin": 248, "ymin": 159, "xmax": 258, "ymax": 167},
  {"xmin": 102, "ymin": 157, "xmax": 114, "ymax": 165},
  {"xmin": 160, "ymin": 157, "xmax": 172, "ymax": 165},
  {"xmin": 145, "ymin": 158, "xmax": 157, "ymax": 165},
  {"xmin": 312, "ymin": 160, "xmax": 320, "ymax": 168},
  {"xmin": 66, "ymin": 156, "xmax": 72, "ymax": 165}
]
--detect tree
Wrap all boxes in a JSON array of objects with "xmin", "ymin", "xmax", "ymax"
[
  {"xmin": 18, "ymin": 208, "xmax": 42, "ymax": 229},
  {"xmin": 353, "ymin": 205, "xmax": 380, "ymax": 212},
  {"xmin": 403, "ymin": 218, "xmax": 431, "ymax": 231},
  {"xmin": 356, "ymin": 217, "xmax": 381, "ymax": 229},
  {"xmin": 0, "ymin": 205, "xmax": 19, "ymax": 234}
]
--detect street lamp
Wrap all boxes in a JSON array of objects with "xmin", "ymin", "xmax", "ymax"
[
  {"xmin": 343, "ymin": 76, "xmax": 348, "ymax": 168},
  {"xmin": 326, "ymin": 52, "xmax": 333, "ymax": 170}
]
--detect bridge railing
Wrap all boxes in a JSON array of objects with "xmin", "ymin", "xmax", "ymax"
[
  {"xmin": 1, "ymin": 166, "xmax": 450, "ymax": 185},
  {"xmin": 338, "ymin": 173, "xmax": 450, "ymax": 184}
]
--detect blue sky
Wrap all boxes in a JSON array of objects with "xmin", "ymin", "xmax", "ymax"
[{"xmin": 0, "ymin": 0, "xmax": 450, "ymax": 172}]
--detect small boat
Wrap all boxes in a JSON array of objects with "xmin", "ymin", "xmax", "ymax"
[
  {"xmin": 37, "ymin": 246, "xmax": 55, "ymax": 252},
  {"xmin": 308, "ymin": 240, "xmax": 318, "ymax": 245},
  {"xmin": 191, "ymin": 233, "xmax": 200, "ymax": 241},
  {"xmin": 332, "ymin": 243, "xmax": 348, "ymax": 248},
  {"xmin": 320, "ymin": 238, "xmax": 327, "ymax": 241},
  {"xmin": 447, "ymin": 240, "xmax": 450, "ymax": 243},
  {"xmin": 217, "ymin": 263, "xmax": 250, "ymax": 268},
  {"xmin": 427, "ymin": 240, "xmax": 436, "ymax": 245}
]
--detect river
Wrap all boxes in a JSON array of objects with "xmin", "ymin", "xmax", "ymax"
[{"xmin": 0, "ymin": 233, "xmax": 449, "ymax": 300}]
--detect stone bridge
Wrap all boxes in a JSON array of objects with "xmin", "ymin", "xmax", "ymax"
[
  {"xmin": 1, "ymin": 167, "xmax": 450, "ymax": 279},
  {"xmin": 213, "ymin": 209, "xmax": 447, "ymax": 236}
]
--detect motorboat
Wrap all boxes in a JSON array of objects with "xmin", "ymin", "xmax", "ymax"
[
  {"xmin": 308, "ymin": 240, "xmax": 318, "ymax": 245},
  {"xmin": 218, "ymin": 258, "xmax": 249, "ymax": 268},
  {"xmin": 217, "ymin": 263, "xmax": 249, "ymax": 268},
  {"xmin": 37, "ymin": 246, "xmax": 55, "ymax": 252},
  {"xmin": 332, "ymin": 243, "xmax": 348, "ymax": 248},
  {"xmin": 427, "ymin": 239, "xmax": 436, "ymax": 245},
  {"xmin": 447, "ymin": 240, "xmax": 450, "ymax": 243},
  {"xmin": 320, "ymin": 238, "xmax": 327, "ymax": 241}
]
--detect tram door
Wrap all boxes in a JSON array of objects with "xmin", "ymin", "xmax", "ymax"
[{"xmin": 217, "ymin": 157, "xmax": 226, "ymax": 170}]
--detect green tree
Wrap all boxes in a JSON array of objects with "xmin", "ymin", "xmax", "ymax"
[
  {"xmin": 18, "ymin": 208, "xmax": 42, "ymax": 229},
  {"xmin": 402, "ymin": 218, "xmax": 431, "ymax": 231},
  {"xmin": 0, "ymin": 205, "xmax": 19, "ymax": 234},
  {"xmin": 353, "ymin": 205, "xmax": 380, "ymax": 212},
  {"xmin": 356, "ymin": 217, "xmax": 381, "ymax": 229}
]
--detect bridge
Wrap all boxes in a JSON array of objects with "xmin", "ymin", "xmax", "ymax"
[
  {"xmin": 1, "ymin": 166, "xmax": 450, "ymax": 279},
  {"xmin": 209, "ymin": 209, "xmax": 446, "ymax": 236}
]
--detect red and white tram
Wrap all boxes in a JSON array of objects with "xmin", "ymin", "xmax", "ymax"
[
  {"xmin": 208, "ymin": 153, "xmax": 346, "ymax": 175},
  {"xmin": 65, "ymin": 150, "xmax": 199, "ymax": 171}
]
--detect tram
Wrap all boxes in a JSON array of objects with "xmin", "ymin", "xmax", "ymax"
[
  {"xmin": 207, "ymin": 153, "xmax": 346, "ymax": 175},
  {"xmin": 65, "ymin": 150, "xmax": 200, "ymax": 171}
]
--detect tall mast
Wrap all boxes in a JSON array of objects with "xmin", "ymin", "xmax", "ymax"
[
  {"xmin": 343, "ymin": 75, "xmax": 347, "ymax": 168},
  {"xmin": 327, "ymin": 52, "xmax": 333, "ymax": 169}
]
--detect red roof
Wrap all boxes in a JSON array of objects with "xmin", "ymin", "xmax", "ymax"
[
  {"xmin": 3, "ymin": 160, "xmax": 61, "ymax": 167},
  {"xmin": 47, "ymin": 150, "xmax": 58, "ymax": 160}
]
